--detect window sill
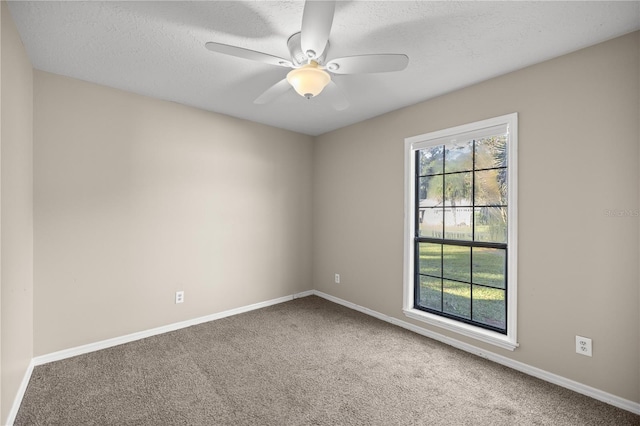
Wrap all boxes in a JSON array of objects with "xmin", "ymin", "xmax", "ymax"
[{"xmin": 403, "ymin": 308, "xmax": 518, "ymax": 351}]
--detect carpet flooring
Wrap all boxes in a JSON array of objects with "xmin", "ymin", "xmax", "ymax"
[{"xmin": 15, "ymin": 296, "xmax": 640, "ymax": 425}]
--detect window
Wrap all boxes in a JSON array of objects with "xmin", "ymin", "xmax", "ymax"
[{"xmin": 403, "ymin": 114, "xmax": 518, "ymax": 350}]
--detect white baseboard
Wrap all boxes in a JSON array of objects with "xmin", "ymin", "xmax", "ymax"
[
  {"xmin": 9, "ymin": 289, "xmax": 639, "ymax": 424},
  {"xmin": 33, "ymin": 293, "xmax": 301, "ymax": 366},
  {"xmin": 311, "ymin": 290, "xmax": 640, "ymax": 416},
  {"xmin": 9, "ymin": 292, "xmax": 310, "ymax": 425},
  {"xmin": 293, "ymin": 290, "xmax": 315, "ymax": 298},
  {"xmin": 5, "ymin": 359, "xmax": 35, "ymax": 426}
]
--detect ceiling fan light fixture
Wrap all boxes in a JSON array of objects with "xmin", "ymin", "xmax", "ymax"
[{"xmin": 286, "ymin": 61, "xmax": 331, "ymax": 99}]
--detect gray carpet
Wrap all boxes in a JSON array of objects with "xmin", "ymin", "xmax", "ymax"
[{"xmin": 15, "ymin": 296, "xmax": 640, "ymax": 425}]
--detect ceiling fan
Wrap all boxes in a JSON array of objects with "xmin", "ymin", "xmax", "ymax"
[{"xmin": 205, "ymin": 0, "xmax": 409, "ymax": 110}]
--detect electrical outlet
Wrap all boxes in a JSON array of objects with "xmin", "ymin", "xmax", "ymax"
[
  {"xmin": 334, "ymin": 273, "xmax": 340, "ymax": 284},
  {"xmin": 175, "ymin": 291, "xmax": 184, "ymax": 304},
  {"xmin": 576, "ymin": 335, "xmax": 592, "ymax": 357}
]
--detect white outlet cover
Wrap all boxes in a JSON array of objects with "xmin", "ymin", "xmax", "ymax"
[
  {"xmin": 334, "ymin": 274, "xmax": 340, "ymax": 284},
  {"xmin": 175, "ymin": 291, "xmax": 184, "ymax": 304},
  {"xmin": 575, "ymin": 335, "xmax": 592, "ymax": 357}
]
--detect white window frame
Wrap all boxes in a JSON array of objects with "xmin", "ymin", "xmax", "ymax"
[{"xmin": 403, "ymin": 113, "xmax": 519, "ymax": 351}]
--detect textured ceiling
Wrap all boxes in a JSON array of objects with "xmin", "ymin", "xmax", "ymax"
[{"xmin": 7, "ymin": 1, "xmax": 640, "ymax": 136}]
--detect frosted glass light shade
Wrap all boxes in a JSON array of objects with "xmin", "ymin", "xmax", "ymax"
[{"xmin": 286, "ymin": 62, "xmax": 330, "ymax": 99}]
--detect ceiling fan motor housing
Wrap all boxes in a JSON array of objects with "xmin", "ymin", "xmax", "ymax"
[{"xmin": 287, "ymin": 32, "xmax": 329, "ymax": 67}]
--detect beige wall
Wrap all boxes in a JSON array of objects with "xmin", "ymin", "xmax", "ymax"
[
  {"xmin": 1, "ymin": 1, "xmax": 34, "ymax": 423},
  {"xmin": 34, "ymin": 71, "xmax": 313, "ymax": 355},
  {"xmin": 313, "ymin": 32, "xmax": 640, "ymax": 403}
]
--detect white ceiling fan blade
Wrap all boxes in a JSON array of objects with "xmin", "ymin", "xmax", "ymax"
[
  {"xmin": 300, "ymin": 0, "xmax": 335, "ymax": 60},
  {"xmin": 205, "ymin": 42, "xmax": 292, "ymax": 68},
  {"xmin": 254, "ymin": 78, "xmax": 292, "ymax": 105},
  {"xmin": 326, "ymin": 54, "xmax": 409, "ymax": 75},
  {"xmin": 322, "ymin": 80, "xmax": 349, "ymax": 111}
]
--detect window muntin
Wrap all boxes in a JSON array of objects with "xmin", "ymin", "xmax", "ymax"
[
  {"xmin": 415, "ymin": 135, "xmax": 508, "ymax": 333},
  {"xmin": 404, "ymin": 114, "xmax": 517, "ymax": 350}
]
